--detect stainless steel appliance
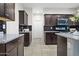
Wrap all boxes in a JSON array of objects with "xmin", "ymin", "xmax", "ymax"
[
  {"xmin": 55, "ymin": 18, "xmax": 69, "ymax": 32},
  {"xmin": 55, "ymin": 25, "xmax": 69, "ymax": 32},
  {"xmin": 57, "ymin": 18, "xmax": 68, "ymax": 25}
]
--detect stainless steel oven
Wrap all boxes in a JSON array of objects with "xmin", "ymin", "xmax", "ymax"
[{"xmin": 55, "ymin": 25, "xmax": 69, "ymax": 32}]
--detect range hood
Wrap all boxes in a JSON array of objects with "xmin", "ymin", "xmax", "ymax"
[{"xmin": 0, "ymin": 17, "xmax": 11, "ymax": 21}]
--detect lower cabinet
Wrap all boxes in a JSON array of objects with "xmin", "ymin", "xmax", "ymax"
[
  {"xmin": 24, "ymin": 32, "xmax": 32, "ymax": 46},
  {"xmin": 6, "ymin": 39, "xmax": 18, "ymax": 56},
  {"xmin": 18, "ymin": 36, "xmax": 24, "ymax": 56},
  {"xmin": 45, "ymin": 32, "xmax": 57, "ymax": 45},
  {"xmin": 6, "ymin": 47, "xmax": 17, "ymax": 56},
  {"xmin": 0, "ymin": 35, "xmax": 24, "ymax": 56}
]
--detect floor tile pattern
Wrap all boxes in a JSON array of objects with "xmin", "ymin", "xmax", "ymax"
[{"xmin": 24, "ymin": 38, "xmax": 57, "ymax": 56}]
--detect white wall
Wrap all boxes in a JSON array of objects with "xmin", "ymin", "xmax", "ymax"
[
  {"xmin": 32, "ymin": 8, "xmax": 44, "ymax": 39},
  {"xmin": 6, "ymin": 3, "xmax": 24, "ymax": 34},
  {"xmin": 75, "ymin": 8, "xmax": 79, "ymax": 15},
  {"xmin": 43, "ymin": 8, "xmax": 76, "ymax": 14}
]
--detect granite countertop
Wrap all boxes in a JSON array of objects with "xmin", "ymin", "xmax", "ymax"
[
  {"xmin": 55, "ymin": 32, "xmax": 79, "ymax": 40},
  {"xmin": 44, "ymin": 31, "xmax": 59, "ymax": 33},
  {"xmin": 0, "ymin": 34, "xmax": 24, "ymax": 44}
]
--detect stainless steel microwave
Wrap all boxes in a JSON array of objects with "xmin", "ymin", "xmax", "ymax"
[{"xmin": 57, "ymin": 18, "xmax": 68, "ymax": 25}]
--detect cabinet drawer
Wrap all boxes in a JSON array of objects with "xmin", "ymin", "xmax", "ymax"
[{"xmin": 6, "ymin": 39, "xmax": 17, "ymax": 52}]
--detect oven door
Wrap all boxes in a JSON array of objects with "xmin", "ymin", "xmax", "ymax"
[{"xmin": 55, "ymin": 25, "xmax": 69, "ymax": 32}]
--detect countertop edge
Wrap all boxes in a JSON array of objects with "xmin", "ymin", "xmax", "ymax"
[
  {"xmin": 0, "ymin": 34, "xmax": 24, "ymax": 44},
  {"xmin": 55, "ymin": 33, "xmax": 79, "ymax": 40}
]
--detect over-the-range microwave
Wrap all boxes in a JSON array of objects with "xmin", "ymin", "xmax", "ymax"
[{"xmin": 57, "ymin": 18, "xmax": 68, "ymax": 25}]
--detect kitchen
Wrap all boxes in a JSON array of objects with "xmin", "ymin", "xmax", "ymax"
[{"xmin": 0, "ymin": 3, "xmax": 79, "ymax": 56}]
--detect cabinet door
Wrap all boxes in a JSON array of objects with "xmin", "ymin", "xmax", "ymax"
[
  {"xmin": 19, "ymin": 11, "xmax": 24, "ymax": 24},
  {"xmin": 45, "ymin": 33, "xmax": 52, "ymax": 44},
  {"xmin": 45, "ymin": 33, "xmax": 57, "ymax": 45},
  {"xmin": 19, "ymin": 11, "xmax": 28, "ymax": 25},
  {"xmin": 0, "ymin": 3, "xmax": 5, "ymax": 17},
  {"xmin": 0, "ymin": 44, "xmax": 6, "ymax": 56},
  {"xmin": 45, "ymin": 14, "xmax": 52, "ymax": 26},
  {"xmin": 44, "ymin": 14, "xmax": 57, "ymax": 26},
  {"xmin": 51, "ymin": 15, "xmax": 57, "ymax": 26},
  {"xmin": 6, "ymin": 39, "xmax": 17, "ymax": 52},
  {"xmin": 6, "ymin": 47, "xmax": 17, "ymax": 56},
  {"xmin": 18, "ymin": 36, "xmax": 24, "ymax": 56},
  {"xmin": 52, "ymin": 33, "xmax": 57, "ymax": 44},
  {"xmin": 24, "ymin": 33, "xmax": 30, "ymax": 46},
  {"xmin": 6, "ymin": 39, "xmax": 18, "ymax": 56},
  {"xmin": 24, "ymin": 12, "xmax": 28, "ymax": 25},
  {"xmin": 5, "ymin": 3, "xmax": 15, "ymax": 21}
]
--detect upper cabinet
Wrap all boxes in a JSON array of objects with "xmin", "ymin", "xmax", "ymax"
[
  {"xmin": 44, "ymin": 14, "xmax": 57, "ymax": 26},
  {"xmin": 19, "ymin": 10, "xmax": 28, "ymax": 25},
  {"xmin": 0, "ymin": 3, "xmax": 5, "ymax": 17},
  {"xmin": 5, "ymin": 3, "xmax": 15, "ymax": 21},
  {"xmin": 0, "ymin": 3, "xmax": 15, "ymax": 21},
  {"xmin": 44, "ymin": 14, "xmax": 73, "ymax": 26}
]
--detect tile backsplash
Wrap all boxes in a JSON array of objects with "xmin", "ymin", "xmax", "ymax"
[
  {"xmin": 44, "ymin": 26, "xmax": 55, "ymax": 31},
  {"xmin": 19, "ymin": 25, "xmax": 32, "ymax": 31}
]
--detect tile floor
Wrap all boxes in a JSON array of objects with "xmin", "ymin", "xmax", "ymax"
[{"xmin": 24, "ymin": 38, "xmax": 57, "ymax": 56}]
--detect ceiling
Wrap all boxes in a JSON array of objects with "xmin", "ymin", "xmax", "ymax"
[{"xmin": 22, "ymin": 3, "xmax": 79, "ymax": 9}]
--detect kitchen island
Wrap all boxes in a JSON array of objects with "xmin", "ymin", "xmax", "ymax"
[
  {"xmin": 56, "ymin": 32, "xmax": 79, "ymax": 56},
  {"xmin": 0, "ymin": 34, "xmax": 24, "ymax": 56}
]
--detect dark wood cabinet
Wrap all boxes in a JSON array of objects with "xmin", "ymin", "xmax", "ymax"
[
  {"xmin": 6, "ymin": 39, "xmax": 17, "ymax": 53},
  {"xmin": 0, "ymin": 44, "xmax": 6, "ymax": 56},
  {"xmin": 0, "ymin": 35, "xmax": 24, "ymax": 56},
  {"xmin": 24, "ymin": 32, "xmax": 32, "ymax": 46},
  {"xmin": 0, "ymin": 3, "xmax": 15, "ymax": 21},
  {"xmin": 44, "ymin": 14, "xmax": 73, "ymax": 26},
  {"xmin": 6, "ymin": 47, "xmax": 17, "ymax": 56},
  {"xmin": 18, "ymin": 36, "xmax": 24, "ymax": 56},
  {"xmin": 5, "ymin": 3, "xmax": 15, "ymax": 21},
  {"xmin": 0, "ymin": 3, "xmax": 5, "ymax": 17},
  {"xmin": 45, "ymin": 32, "xmax": 57, "ymax": 45},
  {"xmin": 45, "ymin": 14, "xmax": 52, "ymax": 26},
  {"xmin": 44, "ymin": 14, "xmax": 57, "ymax": 26},
  {"xmin": 51, "ymin": 15, "xmax": 57, "ymax": 26},
  {"xmin": 19, "ymin": 10, "xmax": 28, "ymax": 25}
]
